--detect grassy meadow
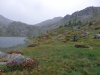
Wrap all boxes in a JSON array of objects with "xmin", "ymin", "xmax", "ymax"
[{"xmin": 1, "ymin": 24, "xmax": 100, "ymax": 75}]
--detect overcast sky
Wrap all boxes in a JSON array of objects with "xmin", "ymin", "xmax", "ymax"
[{"xmin": 0, "ymin": 0, "xmax": 100, "ymax": 25}]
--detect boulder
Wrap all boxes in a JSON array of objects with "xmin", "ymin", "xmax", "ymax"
[
  {"xmin": 81, "ymin": 32, "xmax": 89, "ymax": 37},
  {"xmin": 0, "ymin": 52, "xmax": 7, "ymax": 59},
  {"xmin": 0, "ymin": 62, "xmax": 7, "ymax": 65},
  {"xmin": 57, "ymin": 34, "xmax": 65, "ymax": 41},
  {"xmin": 0, "ymin": 51, "xmax": 33, "ymax": 65},
  {"xmin": 94, "ymin": 34, "xmax": 100, "ymax": 39},
  {"xmin": 57, "ymin": 34, "xmax": 63, "ymax": 38},
  {"xmin": 7, "ymin": 54, "xmax": 33, "ymax": 64},
  {"xmin": 81, "ymin": 34, "xmax": 86, "ymax": 37},
  {"xmin": 85, "ymin": 32, "xmax": 90, "ymax": 36}
]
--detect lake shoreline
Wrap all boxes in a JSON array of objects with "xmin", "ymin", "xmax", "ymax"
[{"xmin": 0, "ymin": 37, "xmax": 33, "ymax": 52}]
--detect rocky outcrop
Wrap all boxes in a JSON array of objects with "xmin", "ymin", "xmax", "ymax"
[
  {"xmin": 0, "ymin": 51, "xmax": 33, "ymax": 65},
  {"xmin": 41, "ymin": 6, "xmax": 100, "ymax": 31},
  {"xmin": 94, "ymin": 34, "xmax": 100, "ymax": 39},
  {"xmin": 7, "ymin": 54, "xmax": 33, "ymax": 64},
  {"xmin": 0, "ymin": 52, "xmax": 7, "ymax": 59}
]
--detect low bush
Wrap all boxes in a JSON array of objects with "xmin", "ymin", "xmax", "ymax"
[
  {"xmin": 7, "ymin": 59, "xmax": 38, "ymax": 72},
  {"xmin": 7, "ymin": 50, "xmax": 22, "ymax": 54}
]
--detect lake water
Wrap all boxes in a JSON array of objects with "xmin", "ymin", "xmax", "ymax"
[{"xmin": 0, "ymin": 37, "xmax": 31, "ymax": 49}]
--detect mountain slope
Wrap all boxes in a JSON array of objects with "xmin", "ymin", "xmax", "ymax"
[
  {"xmin": 42, "ymin": 6, "xmax": 100, "ymax": 30},
  {"xmin": 6, "ymin": 21, "xmax": 41, "ymax": 37},
  {"xmin": 5, "ymin": 17, "xmax": 63, "ymax": 37},
  {"xmin": 0, "ymin": 15, "xmax": 12, "ymax": 25},
  {"xmin": 0, "ymin": 6, "xmax": 100, "ymax": 37},
  {"xmin": 35, "ymin": 17, "xmax": 62, "ymax": 26},
  {"xmin": 0, "ymin": 15, "xmax": 13, "ymax": 36}
]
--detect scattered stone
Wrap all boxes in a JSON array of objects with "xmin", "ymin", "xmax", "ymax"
[
  {"xmin": 57, "ymin": 34, "xmax": 65, "ymax": 41},
  {"xmin": 0, "ymin": 51, "xmax": 33, "ymax": 66},
  {"xmin": 80, "ymin": 32, "xmax": 90, "ymax": 37},
  {"xmin": 41, "ymin": 34, "xmax": 50, "ymax": 40},
  {"xmin": 65, "ymin": 32, "xmax": 71, "ymax": 35},
  {"xmin": 57, "ymin": 34, "xmax": 63, "ymax": 38},
  {"xmin": 7, "ymin": 54, "xmax": 33, "ymax": 64},
  {"xmin": 94, "ymin": 34, "xmax": 100, "ymax": 39},
  {"xmin": 0, "ymin": 52, "xmax": 7, "ymax": 59},
  {"xmin": 42, "ymin": 36, "xmax": 47, "ymax": 39},
  {"xmin": 81, "ymin": 34, "xmax": 86, "ymax": 37},
  {"xmin": 85, "ymin": 32, "xmax": 90, "ymax": 36},
  {"xmin": 0, "ymin": 62, "xmax": 7, "ymax": 65}
]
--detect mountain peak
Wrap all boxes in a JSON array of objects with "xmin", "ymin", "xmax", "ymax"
[
  {"xmin": 35, "ymin": 17, "xmax": 63, "ymax": 26},
  {"xmin": 0, "ymin": 15, "xmax": 12, "ymax": 25},
  {"xmin": 53, "ymin": 17, "xmax": 62, "ymax": 19}
]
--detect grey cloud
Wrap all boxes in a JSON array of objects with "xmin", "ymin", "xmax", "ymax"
[{"xmin": 0, "ymin": 0, "xmax": 100, "ymax": 25}]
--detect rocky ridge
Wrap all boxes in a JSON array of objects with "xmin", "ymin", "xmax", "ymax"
[{"xmin": 0, "ymin": 6, "xmax": 100, "ymax": 37}]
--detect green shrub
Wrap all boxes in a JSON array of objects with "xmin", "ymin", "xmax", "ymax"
[
  {"xmin": 59, "ymin": 26, "xmax": 63, "ymax": 28},
  {"xmin": 89, "ymin": 22, "xmax": 93, "ymax": 26}
]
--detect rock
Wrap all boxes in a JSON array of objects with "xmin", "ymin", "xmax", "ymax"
[
  {"xmin": 81, "ymin": 34, "xmax": 86, "ymax": 37},
  {"xmin": 0, "ymin": 62, "xmax": 7, "ymax": 65},
  {"xmin": 7, "ymin": 54, "xmax": 33, "ymax": 64},
  {"xmin": 57, "ymin": 34, "xmax": 63, "ymax": 38},
  {"xmin": 0, "ymin": 51, "xmax": 33, "ymax": 65},
  {"xmin": 0, "ymin": 52, "xmax": 7, "ymax": 59},
  {"xmin": 80, "ymin": 32, "xmax": 89, "ymax": 37},
  {"xmin": 0, "ymin": 52, "xmax": 8, "ymax": 65},
  {"xmin": 42, "ymin": 36, "xmax": 47, "ymax": 39},
  {"xmin": 85, "ymin": 32, "xmax": 90, "ymax": 36},
  {"xmin": 57, "ymin": 34, "xmax": 65, "ymax": 41},
  {"xmin": 94, "ymin": 34, "xmax": 100, "ymax": 39}
]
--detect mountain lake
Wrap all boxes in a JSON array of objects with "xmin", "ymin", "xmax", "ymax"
[{"xmin": 0, "ymin": 37, "xmax": 33, "ymax": 51}]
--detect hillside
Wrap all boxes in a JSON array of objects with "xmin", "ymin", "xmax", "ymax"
[
  {"xmin": 6, "ymin": 21, "xmax": 41, "ymax": 37},
  {"xmin": 0, "ymin": 15, "xmax": 13, "ymax": 36},
  {"xmin": 0, "ymin": 6, "xmax": 100, "ymax": 75},
  {"xmin": 2, "ymin": 21, "xmax": 100, "ymax": 75},
  {"xmin": 0, "ymin": 15, "xmax": 12, "ymax": 26},
  {"xmin": 21, "ymin": 22, "xmax": 100, "ymax": 75},
  {"xmin": 35, "ymin": 17, "xmax": 62, "ymax": 26},
  {"xmin": 0, "ymin": 6, "xmax": 100, "ymax": 37},
  {"xmin": 0, "ymin": 15, "xmax": 62, "ymax": 37},
  {"xmin": 42, "ymin": 6, "xmax": 100, "ymax": 30}
]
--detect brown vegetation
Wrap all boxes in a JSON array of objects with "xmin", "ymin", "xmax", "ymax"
[
  {"xmin": 7, "ymin": 50, "xmax": 22, "ymax": 54},
  {"xmin": 27, "ymin": 43, "xmax": 39, "ymax": 47},
  {"xmin": 0, "ymin": 58, "xmax": 7, "ymax": 62},
  {"xmin": 75, "ymin": 44, "xmax": 91, "ymax": 48}
]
